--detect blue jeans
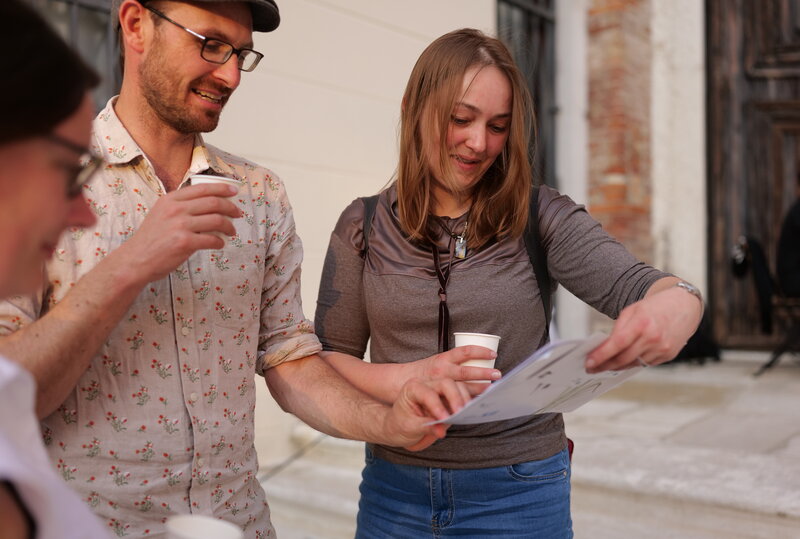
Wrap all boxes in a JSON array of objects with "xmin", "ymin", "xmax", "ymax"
[{"xmin": 355, "ymin": 447, "xmax": 573, "ymax": 538}]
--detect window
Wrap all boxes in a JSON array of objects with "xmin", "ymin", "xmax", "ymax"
[
  {"xmin": 497, "ymin": 0, "xmax": 556, "ymax": 187},
  {"xmin": 27, "ymin": 0, "xmax": 121, "ymax": 110}
]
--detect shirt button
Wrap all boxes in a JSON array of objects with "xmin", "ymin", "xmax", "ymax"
[
  {"xmin": 197, "ymin": 458, "xmax": 205, "ymax": 468},
  {"xmin": 189, "ymin": 392, "xmax": 198, "ymax": 402},
  {"xmin": 181, "ymin": 327, "xmax": 190, "ymax": 336}
]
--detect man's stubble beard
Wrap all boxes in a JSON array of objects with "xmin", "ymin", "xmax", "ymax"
[{"xmin": 138, "ymin": 46, "xmax": 223, "ymax": 135}]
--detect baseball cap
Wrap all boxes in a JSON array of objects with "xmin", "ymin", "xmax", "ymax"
[{"xmin": 112, "ymin": 0, "xmax": 280, "ymax": 33}]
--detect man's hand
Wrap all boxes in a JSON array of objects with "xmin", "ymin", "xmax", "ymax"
[
  {"xmin": 319, "ymin": 346, "xmax": 500, "ymax": 405},
  {"xmin": 586, "ymin": 278, "xmax": 703, "ymax": 373},
  {"xmin": 382, "ymin": 377, "xmax": 484, "ymax": 451},
  {"xmin": 0, "ymin": 182, "xmax": 243, "ymax": 418},
  {"xmin": 115, "ymin": 182, "xmax": 241, "ymax": 284}
]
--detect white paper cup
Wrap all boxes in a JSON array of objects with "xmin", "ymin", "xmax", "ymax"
[
  {"xmin": 454, "ymin": 332, "xmax": 500, "ymax": 382},
  {"xmin": 189, "ymin": 174, "xmax": 241, "ymax": 192},
  {"xmin": 165, "ymin": 514, "xmax": 243, "ymax": 539},
  {"xmin": 189, "ymin": 174, "xmax": 240, "ymax": 241}
]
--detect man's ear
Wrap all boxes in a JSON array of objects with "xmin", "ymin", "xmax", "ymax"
[{"xmin": 118, "ymin": 0, "xmax": 148, "ymax": 55}]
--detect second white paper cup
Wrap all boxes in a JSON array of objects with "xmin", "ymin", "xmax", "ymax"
[
  {"xmin": 189, "ymin": 174, "xmax": 240, "ymax": 241},
  {"xmin": 165, "ymin": 514, "xmax": 243, "ymax": 539},
  {"xmin": 454, "ymin": 332, "xmax": 500, "ymax": 381}
]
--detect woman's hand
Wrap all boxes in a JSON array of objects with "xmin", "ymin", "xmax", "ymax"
[
  {"xmin": 411, "ymin": 345, "xmax": 501, "ymax": 384},
  {"xmin": 585, "ymin": 277, "xmax": 703, "ymax": 373},
  {"xmin": 320, "ymin": 347, "xmax": 499, "ymax": 406}
]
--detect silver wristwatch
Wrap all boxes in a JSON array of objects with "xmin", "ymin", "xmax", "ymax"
[{"xmin": 674, "ymin": 281, "xmax": 703, "ymax": 304}]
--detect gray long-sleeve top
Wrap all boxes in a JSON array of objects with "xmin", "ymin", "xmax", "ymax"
[{"xmin": 315, "ymin": 184, "xmax": 669, "ymax": 468}]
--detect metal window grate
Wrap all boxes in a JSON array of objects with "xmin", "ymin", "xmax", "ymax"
[
  {"xmin": 26, "ymin": 0, "xmax": 121, "ymax": 110},
  {"xmin": 497, "ymin": 0, "xmax": 556, "ymax": 188}
]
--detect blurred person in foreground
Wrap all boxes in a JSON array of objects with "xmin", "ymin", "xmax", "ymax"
[
  {"xmin": 0, "ymin": 1, "xmax": 484, "ymax": 537},
  {"xmin": 0, "ymin": 1, "xmax": 108, "ymax": 537},
  {"xmin": 315, "ymin": 28, "xmax": 704, "ymax": 537}
]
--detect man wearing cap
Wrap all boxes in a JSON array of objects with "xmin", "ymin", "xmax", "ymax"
[{"xmin": 0, "ymin": 1, "xmax": 478, "ymax": 536}]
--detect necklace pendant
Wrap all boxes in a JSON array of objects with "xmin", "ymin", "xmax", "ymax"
[{"xmin": 455, "ymin": 235, "xmax": 467, "ymax": 259}]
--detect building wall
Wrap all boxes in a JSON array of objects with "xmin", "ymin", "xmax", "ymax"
[
  {"xmin": 650, "ymin": 0, "xmax": 706, "ymax": 291},
  {"xmin": 556, "ymin": 0, "xmax": 706, "ymax": 337},
  {"xmin": 205, "ymin": 0, "xmax": 496, "ymax": 465},
  {"xmin": 555, "ymin": 0, "xmax": 591, "ymax": 339},
  {"xmin": 587, "ymin": 0, "xmax": 653, "ymax": 264}
]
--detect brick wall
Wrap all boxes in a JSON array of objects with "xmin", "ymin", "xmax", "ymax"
[{"xmin": 587, "ymin": 0, "xmax": 653, "ymax": 264}]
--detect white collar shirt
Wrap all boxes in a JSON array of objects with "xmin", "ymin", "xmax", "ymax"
[{"xmin": 0, "ymin": 355, "xmax": 110, "ymax": 538}]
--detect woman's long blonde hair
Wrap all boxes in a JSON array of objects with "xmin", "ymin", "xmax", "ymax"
[{"xmin": 396, "ymin": 28, "xmax": 535, "ymax": 249}]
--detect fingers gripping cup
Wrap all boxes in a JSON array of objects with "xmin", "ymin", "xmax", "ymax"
[
  {"xmin": 454, "ymin": 332, "xmax": 501, "ymax": 383},
  {"xmin": 189, "ymin": 174, "xmax": 240, "ymax": 243},
  {"xmin": 165, "ymin": 514, "xmax": 243, "ymax": 539}
]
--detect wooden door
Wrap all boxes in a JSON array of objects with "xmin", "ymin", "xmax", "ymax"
[{"xmin": 708, "ymin": 0, "xmax": 800, "ymax": 347}]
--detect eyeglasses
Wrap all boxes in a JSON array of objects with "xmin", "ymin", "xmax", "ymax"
[
  {"xmin": 144, "ymin": 4, "xmax": 264, "ymax": 72},
  {"xmin": 47, "ymin": 134, "xmax": 104, "ymax": 199}
]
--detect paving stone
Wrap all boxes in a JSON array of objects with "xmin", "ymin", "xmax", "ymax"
[{"xmin": 667, "ymin": 411, "xmax": 800, "ymax": 453}]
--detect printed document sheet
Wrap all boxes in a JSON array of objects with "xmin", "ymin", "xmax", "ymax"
[{"xmin": 438, "ymin": 333, "xmax": 643, "ymax": 425}]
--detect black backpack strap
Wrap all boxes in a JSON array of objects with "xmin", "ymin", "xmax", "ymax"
[
  {"xmin": 360, "ymin": 194, "xmax": 380, "ymax": 258},
  {"xmin": 525, "ymin": 186, "xmax": 553, "ymax": 333}
]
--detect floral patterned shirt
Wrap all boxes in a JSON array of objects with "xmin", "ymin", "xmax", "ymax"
[{"xmin": 0, "ymin": 98, "xmax": 321, "ymax": 538}]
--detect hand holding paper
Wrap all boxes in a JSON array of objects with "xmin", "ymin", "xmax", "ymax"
[{"xmin": 434, "ymin": 333, "xmax": 643, "ymax": 425}]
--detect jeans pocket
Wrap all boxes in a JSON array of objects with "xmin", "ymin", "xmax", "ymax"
[{"xmin": 507, "ymin": 449, "xmax": 569, "ymax": 483}]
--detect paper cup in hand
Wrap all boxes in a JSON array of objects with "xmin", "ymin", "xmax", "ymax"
[
  {"xmin": 454, "ymin": 332, "xmax": 500, "ymax": 383},
  {"xmin": 165, "ymin": 514, "xmax": 243, "ymax": 539},
  {"xmin": 189, "ymin": 174, "xmax": 240, "ymax": 241},
  {"xmin": 189, "ymin": 174, "xmax": 240, "ymax": 191}
]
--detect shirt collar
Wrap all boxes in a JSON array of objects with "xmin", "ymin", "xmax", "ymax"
[{"xmin": 92, "ymin": 96, "xmax": 230, "ymax": 180}]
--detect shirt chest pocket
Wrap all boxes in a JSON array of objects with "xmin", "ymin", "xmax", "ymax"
[{"xmin": 190, "ymin": 243, "xmax": 266, "ymax": 331}]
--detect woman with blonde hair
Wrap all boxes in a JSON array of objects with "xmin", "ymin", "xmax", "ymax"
[{"xmin": 316, "ymin": 28, "xmax": 702, "ymax": 537}]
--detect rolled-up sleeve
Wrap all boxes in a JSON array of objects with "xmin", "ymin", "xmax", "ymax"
[{"xmin": 256, "ymin": 182, "xmax": 321, "ymax": 374}]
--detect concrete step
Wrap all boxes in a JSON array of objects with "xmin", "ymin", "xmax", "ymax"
[
  {"xmin": 570, "ymin": 438, "xmax": 800, "ymax": 538},
  {"xmin": 261, "ymin": 426, "xmax": 362, "ymax": 539},
  {"xmin": 263, "ymin": 437, "xmax": 800, "ymax": 539},
  {"xmin": 573, "ymin": 481, "xmax": 800, "ymax": 539},
  {"xmin": 567, "ymin": 361, "xmax": 800, "ymax": 538}
]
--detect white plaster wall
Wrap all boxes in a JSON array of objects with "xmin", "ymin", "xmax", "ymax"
[
  {"xmin": 651, "ymin": 0, "xmax": 707, "ymax": 293},
  {"xmin": 556, "ymin": 0, "xmax": 706, "ymax": 341},
  {"xmin": 554, "ymin": 0, "xmax": 590, "ymax": 340},
  {"xmin": 205, "ymin": 0, "xmax": 496, "ymax": 466}
]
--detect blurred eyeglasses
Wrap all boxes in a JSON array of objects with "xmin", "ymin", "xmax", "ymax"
[
  {"xmin": 144, "ymin": 4, "xmax": 264, "ymax": 72},
  {"xmin": 47, "ymin": 134, "xmax": 103, "ymax": 198}
]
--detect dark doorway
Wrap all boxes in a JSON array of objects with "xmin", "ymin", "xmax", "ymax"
[
  {"xmin": 27, "ymin": 0, "xmax": 121, "ymax": 110},
  {"xmin": 707, "ymin": 0, "xmax": 800, "ymax": 347}
]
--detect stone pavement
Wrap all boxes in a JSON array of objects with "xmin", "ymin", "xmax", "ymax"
[
  {"xmin": 263, "ymin": 354, "xmax": 800, "ymax": 538},
  {"xmin": 567, "ymin": 355, "xmax": 800, "ymax": 538}
]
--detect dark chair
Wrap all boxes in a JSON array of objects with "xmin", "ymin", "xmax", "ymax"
[{"xmin": 731, "ymin": 236, "xmax": 800, "ymax": 376}]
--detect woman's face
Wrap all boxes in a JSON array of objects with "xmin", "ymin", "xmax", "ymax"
[
  {"xmin": 426, "ymin": 64, "xmax": 512, "ymax": 195},
  {"xmin": 0, "ymin": 93, "xmax": 97, "ymax": 297}
]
